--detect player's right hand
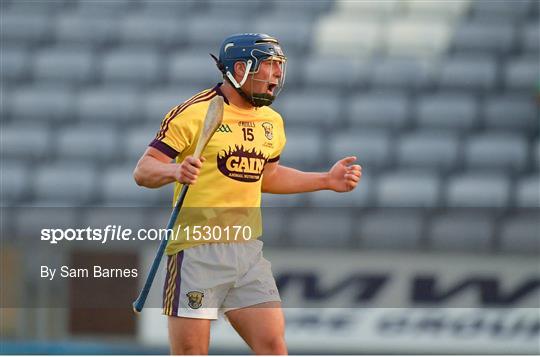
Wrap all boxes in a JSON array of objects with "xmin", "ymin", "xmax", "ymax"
[{"xmin": 175, "ymin": 156, "xmax": 205, "ymax": 185}]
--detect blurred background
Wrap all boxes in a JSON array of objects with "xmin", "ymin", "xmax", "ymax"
[{"xmin": 1, "ymin": 0, "xmax": 539, "ymax": 354}]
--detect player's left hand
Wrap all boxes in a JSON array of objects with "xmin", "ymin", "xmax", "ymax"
[{"xmin": 327, "ymin": 156, "xmax": 362, "ymax": 192}]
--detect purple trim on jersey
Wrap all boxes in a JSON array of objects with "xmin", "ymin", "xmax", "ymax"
[
  {"xmin": 213, "ymin": 83, "xmax": 230, "ymax": 105},
  {"xmin": 171, "ymin": 251, "xmax": 184, "ymax": 316},
  {"xmin": 162, "ymin": 255, "xmax": 172, "ymax": 310},
  {"xmin": 149, "ymin": 139, "xmax": 179, "ymax": 159},
  {"xmin": 267, "ymin": 155, "xmax": 280, "ymax": 163}
]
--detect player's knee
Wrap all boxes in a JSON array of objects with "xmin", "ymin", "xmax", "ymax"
[{"xmin": 253, "ymin": 335, "xmax": 287, "ymax": 355}]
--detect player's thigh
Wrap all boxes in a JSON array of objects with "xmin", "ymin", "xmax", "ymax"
[
  {"xmin": 225, "ymin": 302, "xmax": 286, "ymax": 354},
  {"xmin": 168, "ymin": 316, "xmax": 211, "ymax": 354}
]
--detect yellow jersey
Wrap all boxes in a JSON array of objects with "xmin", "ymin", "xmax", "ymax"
[{"xmin": 149, "ymin": 84, "xmax": 286, "ymax": 254}]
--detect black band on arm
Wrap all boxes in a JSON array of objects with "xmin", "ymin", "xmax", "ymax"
[
  {"xmin": 149, "ymin": 139, "xmax": 179, "ymax": 159},
  {"xmin": 267, "ymin": 155, "xmax": 280, "ymax": 163}
]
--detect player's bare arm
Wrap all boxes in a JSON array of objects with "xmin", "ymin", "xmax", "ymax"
[
  {"xmin": 133, "ymin": 147, "xmax": 205, "ymax": 188},
  {"xmin": 262, "ymin": 157, "xmax": 362, "ymax": 194}
]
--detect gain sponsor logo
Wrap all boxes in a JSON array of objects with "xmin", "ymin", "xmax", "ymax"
[{"xmin": 217, "ymin": 145, "xmax": 268, "ymax": 182}]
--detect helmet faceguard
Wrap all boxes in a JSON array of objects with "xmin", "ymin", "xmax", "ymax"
[{"xmin": 211, "ymin": 33, "xmax": 287, "ymax": 107}]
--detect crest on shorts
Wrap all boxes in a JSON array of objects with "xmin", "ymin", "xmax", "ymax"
[
  {"xmin": 186, "ymin": 291, "xmax": 204, "ymax": 309},
  {"xmin": 261, "ymin": 122, "xmax": 273, "ymax": 140}
]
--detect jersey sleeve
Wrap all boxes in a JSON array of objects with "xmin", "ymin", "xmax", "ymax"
[
  {"xmin": 149, "ymin": 105, "xmax": 199, "ymax": 159},
  {"xmin": 267, "ymin": 114, "xmax": 286, "ymax": 163}
]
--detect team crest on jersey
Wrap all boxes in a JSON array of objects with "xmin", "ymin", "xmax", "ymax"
[
  {"xmin": 261, "ymin": 122, "xmax": 273, "ymax": 140},
  {"xmin": 186, "ymin": 291, "xmax": 204, "ymax": 309},
  {"xmin": 217, "ymin": 145, "xmax": 268, "ymax": 182}
]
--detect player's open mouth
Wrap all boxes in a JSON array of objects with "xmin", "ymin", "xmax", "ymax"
[{"xmin": 267, "ymin": 83, "xmax": 277, "ymax": 94}]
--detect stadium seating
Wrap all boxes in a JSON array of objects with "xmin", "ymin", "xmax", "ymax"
[
  {"xmin": 34, "ymin": 163, "xmax": 97, "ymax": 204},
  {"xmin": 376, "ymin": 170, "xmax": 441, "ymax": 207},
  {"xmin": 416, "ymin": 93, "xmax": 478, "ymax": 131},
  {"xmin": 77, "ymin": 87, "xmax": 142, "ymax": 123},
  {"xmin": 396, "ymin": 131, "xmax": 460, "ymax": 170},
  {"xmin": 1, "ymin": 0, "xmax": 538, "ymax": 256},
  {"xmin": 446, "ymin": 173, "xmax": 511, "ymax": 207},
  {"xmin": 289, "ymin": 210, "xmax": 352, "ymax": 247},
  {"xmin": 329, "ymin": 130, "xmax": 392, "ymax": 170},
  {"xmin": 438, "ymin": 55, "xmax": 497, "ymax": 91},
  {"xmin": 516, "ymin": 175, "xmax": 540, "ymax": 207},
  {"xmin": 428, "ymin": 212, "xmax": 495, "ymax": 252},
  {"xmin": 356, "ymin": 210, "xmax": 424, "ymax": 250},
  {"xmin": 500, "ymin": 214, "xmax": 540, "ymax": 254},
  {"xmin": 347, "ymin": 91, "xmax": 410, "ymax": 129},
  {"xmin": 464, "ymin": 133, "xmax": 528, "ymax": 172}
]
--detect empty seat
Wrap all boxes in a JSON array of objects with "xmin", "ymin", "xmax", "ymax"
[
  {"xmin": 500, "ymin": 214, "xmax": 540, "ymax": 254},
  {"xmin": 289, "ymin": 210, "xmax": 352, "ymax": 247},
  {"xmin": 124, "ymin": 126, "xmax": 157, "ymax": 161},
  {"xmin": 101, "ymin": 49, "xmax": 162, "ymax": 84},
  {"xmin": 428, "ymin": 212, "xmax": 494, "ymax": 252},
  {"xmin": 516, "ymin": 176, "xmax": 540, "ymax": 207},
  {"xmin": 119, "ymin": 13, "xmax": 186, "ymax": 46},
  {"xmin": 521, "ymin": 22, "xmax": 539, "ymax": 54},
  {"xmin": 268, "ymin": 0, "xmax": 332, "ymax": 17},
  {"xmin": 1, "ymin": 124, "xmax": 50, "ymax": 160},
  {"xmin": 333, "ymin": 0, "xmax": 401, "ymax": 18},
  {"xmin": 11, "ymin": 86, "xmax": 75, "ymax": 122},
  {"xmin": 77, "ymin": 87, "xmax": 142, "ymax": 123},
  {"xmin": 2, "ymin": 47, "xmax": 30, "ymax": 82},
  {"xmin": 309, "ymin": 173, "xmax": 373, "ymax": 207},
  {"xmin": 370, "ymin": 58, "xmax": 432, "ymax": 89},
  {"xmin": 82, "ymin": 207, "xmax": 149, "ymax": 232},
  {"xmin": 1, "ymin": 13, "xmax": 52, "ymax": 44},
  {"xmin": 76, "ymin": 0, "xmax": 133, "ymax": 14},
  {"xmin": 397, "ymin": 131, "xmax": 459, "ymax": 170},
  {"xmin": 100, "ymin": 166, "xmax": 163, "ymax": 205},
  {"xmin": 253, "ymin": 18, "xmax": 313, "ymax": 53},
  {"xmin": 465, "ymin": 133, "xmax": 528, "ymax": 172},
  {"xmin": 261, "ymin": 193, "xmax": 307, "ymax": 208},
  {"xmin": 55, "ymin": 126, "xmax": 117, "ymax": 160},
  {"xmin": 386, "ymin": 19, "xmax": 452, "ymax": 59},
  {"xmin": 141, "ymin": 88, "xmax": 200, "ymax": 124},
  {"xmin": 446, "ymin": 173, "xmax": 510, "ymax": 207},
  {"xmin": 33, "ymin": 48, "xmax": 95, "ymax": 84},
  {"xmin": 185, "ymin": 15, "xmax": 250, "ymax": 49},
  {"xmin": 329, "ymin": 130, "xmax": 392, "ymax": 170},
  {"xmin": 7, "ymin": 0, "xmax": 69, "ymax": 14},
  {"xmin": 138, "ymin": 0, "xmax": 198, "ymax": 14},
  {"xmin": 303, "ymin": 57, "xmax": 364, "ymax": 89},
  {"xmin": 34, "ymin": 163, "xmax": 97, "ymax": 204},
  {"xmin": 504, "ymin": 57, "xmax": 539, "ymax": 91},
  {"xmin": 452, "ymin": 21, "xmax": 516, "ymax": 55},
  {"xmin": 356, "ymin": 210, "xmax": 424, "ymax": 250},
  {"xmin": 314, "ymin": 18, "xmax": 382, "ymax": 57},
  {"xmin": 376, "ymin": 170, "xmax": 440, "ymax": 207},
  {"xmin": 533, "ymin": 139, "xmax": 540, "ymax": 169},
  {"xmin": 260, "ymin": 208, "xmax": 287, "ymax": 245},
  {"xmin": 55, "ymin": 13, "xmax": 119, "ymax": 46},
  {"xmin": 276, "ymin": 90, "xmax": 342, "ymax": 128},
  {"xmin": 483, "ymin": 96, "xmax": 538, "ymax": 131},
  {"xmin": 416, "ymin": 93, "xmax": 478, "ymax": 131},
  {"xmin": 168, "ymin": 53, "xmax": 222, "ymax": 87},
  {"xmin": 470, "ymin": 0, "xmax": 534, "ymax": 20},
  {"xmin": 1, "ymin": 162, "xmax": 29, "ymax": 203},
  {"xmin": 207, "ymin": 0, "xmax": 263, "ymax": 15},
  {"xmin": 279, "ymin": 129, "xmax": 322, "ymax": 169},
  {"xmin": 405, "ymin": 0, "xmax": 471, "ymax": 19},
  {"xmin": 347, "ymin": 92, "xmax": 410, "ymax": 129},
  {"xmin": 438, "ymin": 56, "xmax": 497, "ymax": 91}
]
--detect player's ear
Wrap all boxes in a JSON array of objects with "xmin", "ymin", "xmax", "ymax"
[{"xmin": 234, "ymin": 61, "xmax": 247, "ymax": 80}]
